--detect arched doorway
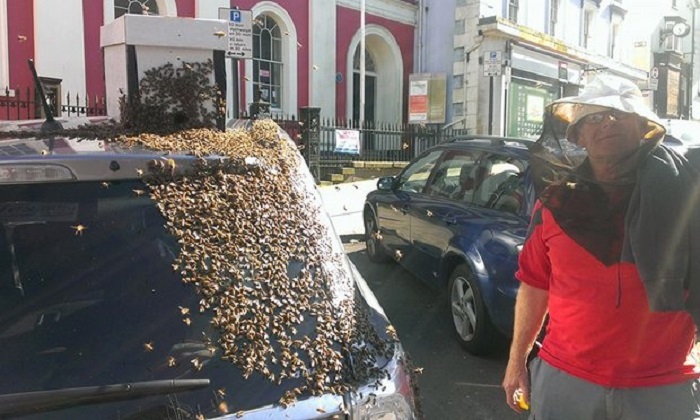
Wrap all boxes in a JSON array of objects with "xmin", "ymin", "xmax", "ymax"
[{"xmin": 346, "ymin": 25, "xmax": 403, "ymax": 124}]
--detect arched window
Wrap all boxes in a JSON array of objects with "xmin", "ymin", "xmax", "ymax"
[
  {"xmin": 353, "ymin": 47, "xmax": 377, "ymax": 73},
  {"xmin": 114, "ymin": 0, "xmax": 159, "ymax": 18},
  {"xmin": 253, "ymin": 15, "xmax": 283, "ymax": 109}
]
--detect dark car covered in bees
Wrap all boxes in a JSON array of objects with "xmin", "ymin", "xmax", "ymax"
[{"xmin": 0, "ymin": 120, "xmax": 418, "ymax": 419}]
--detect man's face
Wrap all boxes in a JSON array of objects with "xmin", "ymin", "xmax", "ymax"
[{"xmin": 574, "ymin": 110, "xmax": 646, "ymax": 161}]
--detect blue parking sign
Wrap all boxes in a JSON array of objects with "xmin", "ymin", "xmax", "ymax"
[{"xmin": 230, "ymin": 10, "xmax": 241, "ymax": 22}]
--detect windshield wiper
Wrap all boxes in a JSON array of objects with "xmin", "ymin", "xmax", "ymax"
[{"xmin": 0, "ymin": 379, "xmax": 210, "ymax": 416}]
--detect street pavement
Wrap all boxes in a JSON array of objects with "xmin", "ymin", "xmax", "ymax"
[{"xmin": 318, "ymin": 178, "xmax": 378, "ymax": 236}]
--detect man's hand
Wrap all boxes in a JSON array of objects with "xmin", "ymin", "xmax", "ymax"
[{"xmin": 502, "ymin": 358, "xmax": 530, "ymax": 413}]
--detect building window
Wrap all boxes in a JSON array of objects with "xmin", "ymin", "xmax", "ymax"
[
  {"xmin": 353, "ymin": 47, "xmax": 377, "ymax": 73},
  {"xmin": 453, "ymin": 102, "xmax": 464, "ymax": 117},
  {"xmin": 663, "ymin": 21, "xmax": 682, "ymax": 52},
  {"xmin": 610, "ymin": 23, "xmax": 620, "ymax": 58},
  {"xmin": 550, "ymin": 0, "xmax": 559, "ymax": 36},
  {"xmin": 114, "ymin": 0, "xmax": 159, "ymax": 18},
  {"xmin": 454, "ymin": 47, "xmax": 465, "ymax": 62},
  {"xmin": 508, "ymin": 0, "xmax": 519, "ymax": 23},
  {"xmin": 453, "ymin": 74, "xmax": 464, "ymax": 87},
  {"xmin": 455, "ymin": 19, "xmax": 465, "ymax": 35},
  {"xmin": 253, "ymin": 15, "xmax": 283, "ymax": 108},
  {"xmin": 583, "ymin": 10, "xmax": 593, "ymax": 48}
]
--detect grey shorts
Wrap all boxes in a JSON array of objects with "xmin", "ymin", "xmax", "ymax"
[{"xmin": 529, "ymin": 357, "xmax": 700, "ymax": 420}]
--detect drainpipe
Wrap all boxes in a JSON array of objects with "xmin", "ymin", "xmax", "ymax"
[
  {"xmin": 360, "ymin": 0, "xmax": 366, "ymax": 125},
  {"xmin": 417, "ymin": 0, "xmax": 424, "ymax": 73}
]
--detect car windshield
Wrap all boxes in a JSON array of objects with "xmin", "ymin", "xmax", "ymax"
[{"xmin": 0, "ymin": 180, "xmax": 307, "ymax": 418}]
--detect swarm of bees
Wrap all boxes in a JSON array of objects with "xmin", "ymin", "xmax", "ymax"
[{"xmin": 119, "ymin": 120, "xmax": 394, "ymax": 407}]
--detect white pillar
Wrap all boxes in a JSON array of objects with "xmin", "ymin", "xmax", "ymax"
[
  {"xmin": 34, "ymin": 0, "xmax": 87, "ymax": 96},
  {"xmin": 309, "ymin": 0, "xmax": 336, "ymax": 118},
  {"xmin": 0, "ymin": 0, "xmax": 8, "ymax": 89},
  {"xmin": 360, "ymin": 0, "xmax": 366, "ymax": 123}
]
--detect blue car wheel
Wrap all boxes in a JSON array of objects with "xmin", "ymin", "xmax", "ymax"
[{"xmin": 448, "ymin": 264, "xmax": 500, "ymax": 355}]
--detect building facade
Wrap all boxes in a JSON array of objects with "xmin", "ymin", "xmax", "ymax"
[
  {"xmin": 0, "ymin": 0, "xmax": 417, "ymax": 122},
  {"xmin": 424, "ymin": 0, "xmax": 700, "ymax": 137}
]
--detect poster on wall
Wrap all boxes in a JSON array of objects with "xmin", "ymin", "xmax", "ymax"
[
  {"xmin": 507, "ymin": 80, "xmax": 557, "ymax": 139},
  {"xmin": 408, "ymin": 74, "xmax": 446, "ymax": 124},
  {"xmin": 334, "ymin": 129, "xmax": 361, "ymax": 155}
]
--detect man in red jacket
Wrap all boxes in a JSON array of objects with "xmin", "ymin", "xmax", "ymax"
[{"xmin": 502, "ymin": 75, "xmax": 700, "ymax": 419}]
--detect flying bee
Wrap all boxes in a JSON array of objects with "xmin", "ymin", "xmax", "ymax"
[
  {"xmin": 217, "ymin": 388, "xmax": 226, "ymax": 398},
  {"xmin": 214, "ymin": 30, "xmax": 226, "ymax": 37},
  {"xmin": 413, "ymin": 367, "xmax": 424, "ymax": 375},
  {"xmin": 178, "ymin": 306, "xmax": 190, "ymax": 315},
  {"xmin": 196, "ymin": 414, "xmax": 205, "ymax": 420},
  {"xmin": 183, "ymin": 317, "xmax": 192, "ymax": 326},
  {"xmin": 191, "ymin": 358, "xmax": 203, "ymax": 371},
  {"xmin": 426, "ymin": 210, "xmax": 433, "ymax": 217},
  {"xmin": 394, "ymin": 250, "xmax": 403, "ymax": 261},
  {"xmin": 218, "ymin": 401, "xmax": 229, "ymax": 414},
  {"xmin": 133, "ymin": 189, "xmax": 145, "ymax": 196},
  {"xmin": 143, "ymin": 342, "xmax": 154, "ymax": 352},
  {"xmin": 71, "ymin": 224, "xmax": 88, "ymax": 236},
  {"xmin": 101, "ymin": 182, "xmax": 110, "ymax": 189},
  {"xmin": 136, "ymin": 168, "xmax": 144, "ymax": 177},
  {"xmin": 167, "ymin": 356, "xmax": 177, "ymax": 367}
]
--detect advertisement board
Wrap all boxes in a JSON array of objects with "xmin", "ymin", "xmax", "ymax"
[{"xmin": 408, "ymin": 73, "xmax": 446, "ymax": 124}]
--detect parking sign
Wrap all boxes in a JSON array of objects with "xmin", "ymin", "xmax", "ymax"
[{"xmin": 218, "ymin": 8, "xmax": 253, "ymax": 59}]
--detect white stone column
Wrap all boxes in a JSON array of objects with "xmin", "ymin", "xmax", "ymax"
[
  {"xmin": 309, "ymin": 0, "xmax": 336, "ymax": 118},
  {"xmin": 0, "ymin": 0, "xmax": 8, "ymax": 89},
  {"xmin": 34, "ymin": 0, "xmax": 87, "ymax": 96}
]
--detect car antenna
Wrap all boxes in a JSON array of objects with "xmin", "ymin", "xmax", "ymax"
[{"xmin": 28, "ymin": 59, "xmax": 63, "ymax": 133}]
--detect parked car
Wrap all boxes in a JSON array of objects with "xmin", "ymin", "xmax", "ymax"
[
  {"xmin": 0, "ymin": 121, "xmax": 418, "ymax": 419},
  {"xmin": 363, "ymin": 136, "xmax": 535, "ymax": 356},
  {"xmin": 662, "ymin": 118, "xmax": 700, "ymax": 157}
]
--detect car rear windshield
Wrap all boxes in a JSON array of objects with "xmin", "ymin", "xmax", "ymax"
[{"xmin": 0, "ymin": 180, "xmax": 304, "ymax": 418}]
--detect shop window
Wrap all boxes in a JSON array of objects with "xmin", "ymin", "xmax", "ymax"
[
  {"xmin": 253, "ymin": 14, "xmax": 283, "ymax": 108},
  {"xmin": 114, "ymin": 0, "xmax": 159, "ymax": 18}
]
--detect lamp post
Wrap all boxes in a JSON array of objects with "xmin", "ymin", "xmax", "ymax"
[{"xmin": 690, "ymin": 0, "xmax": 700, "ymax": 120}]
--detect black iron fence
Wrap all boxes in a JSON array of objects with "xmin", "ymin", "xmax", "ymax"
[
  {"xmin": 0, "ymin": 86, "xmax": 106, "ymax": 121},
  {"xmin": 243, "ymin": 106, "xmax": 469, "ymax": 182}
]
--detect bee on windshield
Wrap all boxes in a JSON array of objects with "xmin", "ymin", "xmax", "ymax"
[{"xmin": 71, "ymin": 224, "xmax": 88, "ymax": 236}]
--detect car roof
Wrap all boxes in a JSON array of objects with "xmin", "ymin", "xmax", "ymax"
[{"xmin": 433, "ymin": 134, "xmax": 533, "ymax": 159}]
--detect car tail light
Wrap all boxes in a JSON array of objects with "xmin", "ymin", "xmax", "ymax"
[{"xmin": 0, "ymin": 164, "xmax": 75, "ymax": 184}]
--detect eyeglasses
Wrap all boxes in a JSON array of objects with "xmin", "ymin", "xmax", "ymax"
[{"xmin": 580, "ymin": 111, "xmax": 634, "ymax": 125}]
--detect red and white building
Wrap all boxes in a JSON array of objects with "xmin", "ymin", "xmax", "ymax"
[{"xmin": 0, "ymin": 0, "xmax": 417, "ymax": 122}]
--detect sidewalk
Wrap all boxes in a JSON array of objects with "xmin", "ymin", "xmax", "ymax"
[{"xmin": 318, "ymin": 178, "xmax": 378, "ymax": 237}]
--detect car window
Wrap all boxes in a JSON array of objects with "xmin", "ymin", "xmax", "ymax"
[
  {"xmin": 426, "ymin": 149, "xmax": 482, "ymax": 200},
  {"xmin": 473, "ymin": 154, "xmax": 528, "ymax": 213},
  {"xmin": 396, "ymin": 150, "xmax": 442, "ymax": 194},
  {"xmin": 0, "ymin": 180, "xmax": 308, "ymax": 418}
]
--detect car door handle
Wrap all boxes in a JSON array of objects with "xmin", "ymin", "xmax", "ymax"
[{"xmin": 443, "ymin": 215, "xmax": 457, "ymax": 225}]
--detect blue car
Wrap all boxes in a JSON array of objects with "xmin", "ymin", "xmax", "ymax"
[{"xmin": 363, "ymin": 136, "xmax": 535, "ymax": 356}]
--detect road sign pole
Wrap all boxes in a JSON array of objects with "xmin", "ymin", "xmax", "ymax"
[{"xmin": 231, "ymin": 58, "xmax": 239, "ymax": 119}]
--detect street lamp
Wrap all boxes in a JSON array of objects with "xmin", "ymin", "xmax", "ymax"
[{"xmin": 689, "ymin": 0, "xmax": 700, "ymax": 119}]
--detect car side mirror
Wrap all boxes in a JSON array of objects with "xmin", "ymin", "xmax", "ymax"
[{"xmin": 377, "ymin": 176, "xmax": 395, "ymax": 191}]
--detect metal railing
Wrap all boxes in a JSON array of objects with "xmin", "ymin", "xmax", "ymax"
[{"xmin": 0, "ymin": 86, "xmax": 106, "ymax": 121}]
